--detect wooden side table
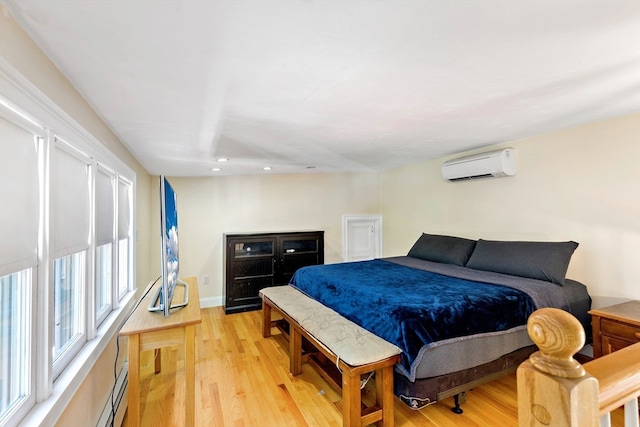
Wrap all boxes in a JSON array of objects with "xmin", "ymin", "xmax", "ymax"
[
  {"xmin": 589, "ymin": 300, "xmax": 640, "ymax": 358},
  {"xmin": 120, "ymin": 276, "xmax": 202, "ymax": 426}
]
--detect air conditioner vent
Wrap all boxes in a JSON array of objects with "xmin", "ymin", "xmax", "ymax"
[{"xmin": 448, "ymin": 173, "xmax": 493, "ymax": 182}]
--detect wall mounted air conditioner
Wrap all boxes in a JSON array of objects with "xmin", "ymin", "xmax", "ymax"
[{"xmin": 442, "ymin": 148, "xmax": 515, "ymax": 181}]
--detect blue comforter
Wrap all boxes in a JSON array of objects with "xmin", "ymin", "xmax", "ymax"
[{"xmin": 289, "ymin": 257, "xmax": 564, "ymax": 379}]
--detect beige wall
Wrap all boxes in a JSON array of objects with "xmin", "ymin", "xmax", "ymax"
[
  {"xmin": 382, "ymin": 113, "xmax": 640, "ymax": 303},
  {"xmin": 159, "ymin": 173, "xmax": 382, "ymax": 304},
  {"xmin": 1, "ymin": 7, "xmax": 153, "ymax": 426},
  {"xmin": 163, "ymin": 114, "xmax": 640, "ymax": 310}
]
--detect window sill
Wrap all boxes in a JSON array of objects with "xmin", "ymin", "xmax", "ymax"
[{"xmin": 18, "ymin": 292, "xmax": 136, "ymax": 427}]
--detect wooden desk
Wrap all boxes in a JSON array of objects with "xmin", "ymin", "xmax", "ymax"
[{"xmin": 120, "ymin": 276, "xmax": 202, "ymax": 426}]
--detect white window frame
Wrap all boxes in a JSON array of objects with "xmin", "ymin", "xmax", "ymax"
[
  {"xmin": 0, "ymin": 268, "xmax": 35, "ymax": 427},
  {"xmin": 0, "ymin": 59, "xmax": 137, "ymax": 427},
  {"xmin": 50, "ymin": 138, "xmax": 91, "ymax": 380},
  {"xmin": 0, "ymin": 100, "xmax": 44, "ymax": 427},
  {"xmin": 95, "ymin": 242, "xmax": 113, "ymax": 325},
  {"xmin": 95, "ymin": 164, "xmax": 117, "ymax": 327},
  {"xmin": 116, "ymin": 177, "xmax": 133, "ymax": 303}
]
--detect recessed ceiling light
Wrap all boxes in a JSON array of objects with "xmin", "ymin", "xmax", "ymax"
[
  {"xmin": 216, "ymin": 158, "xmax": 229, "ymax": 162},
  {"xmin": 210, "ymin": 167, "xmax": 221, "ymax": 171},
  {"xmin": 263, "ymin": 166, "xmax": 272, "ymax": 171}
]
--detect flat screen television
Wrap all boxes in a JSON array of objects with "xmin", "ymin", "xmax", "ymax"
[{"xmin": 148, "ymin": 176, "xmax": 188, "ymax": 316}]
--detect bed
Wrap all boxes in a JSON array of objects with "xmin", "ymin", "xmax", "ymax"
[{"xmin": 288, "ymin": 234, "xmax": 592, "ymax": 410}]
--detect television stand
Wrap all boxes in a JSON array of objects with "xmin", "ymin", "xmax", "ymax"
[
  {"xmin": 120, "ymin": 276, "xmax": 201, "ymax": 426},
  {"xmin": 147, "ymin": 278, "xmax": 190, "ymax": 313}
]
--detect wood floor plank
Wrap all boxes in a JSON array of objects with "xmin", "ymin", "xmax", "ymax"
[{"xmin": 125, "ymin": 306, "xmax": 626, "ymax": 427}]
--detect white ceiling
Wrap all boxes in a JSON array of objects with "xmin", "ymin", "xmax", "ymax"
[{"xmin": 4, "ymin": 1, "xmax": 640, "ymax": 176}]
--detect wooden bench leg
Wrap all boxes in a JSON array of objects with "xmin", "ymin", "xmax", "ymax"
[
  {"xmin": 342, "ymin": 371, "xmax": 361, "ymax": 427},
  {"xmin": 377, "ymin": 365, "xmax": 395, "ymax": 427},
  {"xmin": 262, "ymin": 299, "xmax": 272, "ymax": 338},
  {"xmin": 290, "ymin": 324, "xmax": 303, "ymax": 376}
]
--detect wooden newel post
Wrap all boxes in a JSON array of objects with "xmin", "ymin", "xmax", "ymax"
[{"xmin": 517, "ymin": 308, "xmax": 599, "ymax": 427}]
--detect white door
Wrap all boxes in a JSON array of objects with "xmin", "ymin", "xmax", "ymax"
[{"xmin": 342, "ymin": 215, "xmax": 382, "ymax": 262}]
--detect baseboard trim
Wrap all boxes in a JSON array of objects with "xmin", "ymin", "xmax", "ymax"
[{"xmin": 199, "ymin": 296, "xmax": 223, "ymax": 309}]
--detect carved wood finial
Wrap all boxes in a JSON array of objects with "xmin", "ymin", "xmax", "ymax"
[{"xmin": 527, "ymin": 307, "xmax": 586, "ymax": 379}]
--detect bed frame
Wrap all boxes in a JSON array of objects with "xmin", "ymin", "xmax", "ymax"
[
  {"xmin": 394, "ymin": 345, "xmax": 537, "ymax": 412},
  {"xmin": 260, "ymin": 284, "xmax": 538, "ymax": 418}
]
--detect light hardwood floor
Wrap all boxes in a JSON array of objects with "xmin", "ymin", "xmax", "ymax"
[{"xmin": 125, "ymin": 306, "xmax": 624, "ymax": 426}]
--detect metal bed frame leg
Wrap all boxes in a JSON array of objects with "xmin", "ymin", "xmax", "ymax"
[{"xmin": 452, "ymin": 391, "xmax": 466, "ymax": 414}]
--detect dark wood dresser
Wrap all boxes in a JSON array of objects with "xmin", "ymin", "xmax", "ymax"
[
  {"xmin": 589, "ymin": 300, "xmax": 640, "ymax": 358},
  {"xmin": 223, "ymin": 231, "xmax": 324, "ymax": 314}
]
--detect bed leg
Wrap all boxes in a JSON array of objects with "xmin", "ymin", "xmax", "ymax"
[{"xmin": 452, "ymin": 392, "xmax": 465, "ymax": 414}]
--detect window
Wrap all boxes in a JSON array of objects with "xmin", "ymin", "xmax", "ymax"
[
  {"xmin": 96, "ymin": 167, "xmax": 115, "ymax": 324},
  {"xmin": 96, "ymin": 243, "xmax": 113, "ymax": 321},
  {"xmin": 0, "ymin": 106, "xmax": 40, "ymax": 425},
  {"xmin": 0, "ymin": 270, "xmax": 31, "ymax": 423},
  {"xmin": 50, "ymin": 139, "xmax": 90, "ymax": 377},
  {"xmin": 117, "ymin": 239, "xmax": 129, "ymax": 299},
  {"xmin": 117, "ymin": 179, "xmax": 132, "ymax": 301},
  {"xmin": 52, "ymin": 253, "xmax": 84, "ymax": 368},
  {"xmin": 0, "ymin": 85, "xmax": 135, "ymax": 426}
]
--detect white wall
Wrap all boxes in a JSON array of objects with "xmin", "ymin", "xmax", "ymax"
[
  {"xmin": 158, "ymin": 172, "xmax": 382, "ymax": 306},
  {"xmin": 382, "ymin": 113, "xmax": 640, "ymax": 305}
]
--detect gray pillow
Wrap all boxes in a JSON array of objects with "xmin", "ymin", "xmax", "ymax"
[
  {"xmin": 465, "ymin": 239, "xmax": 579, "ymax": 285},
  {"xmin": 407, "ymin": 233, "xmax": 477, "ymax": 266}
]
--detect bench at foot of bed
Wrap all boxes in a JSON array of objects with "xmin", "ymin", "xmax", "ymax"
[{"xmin": 260, "ymin": 285, "xmax": 402, "ymax": 427}]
